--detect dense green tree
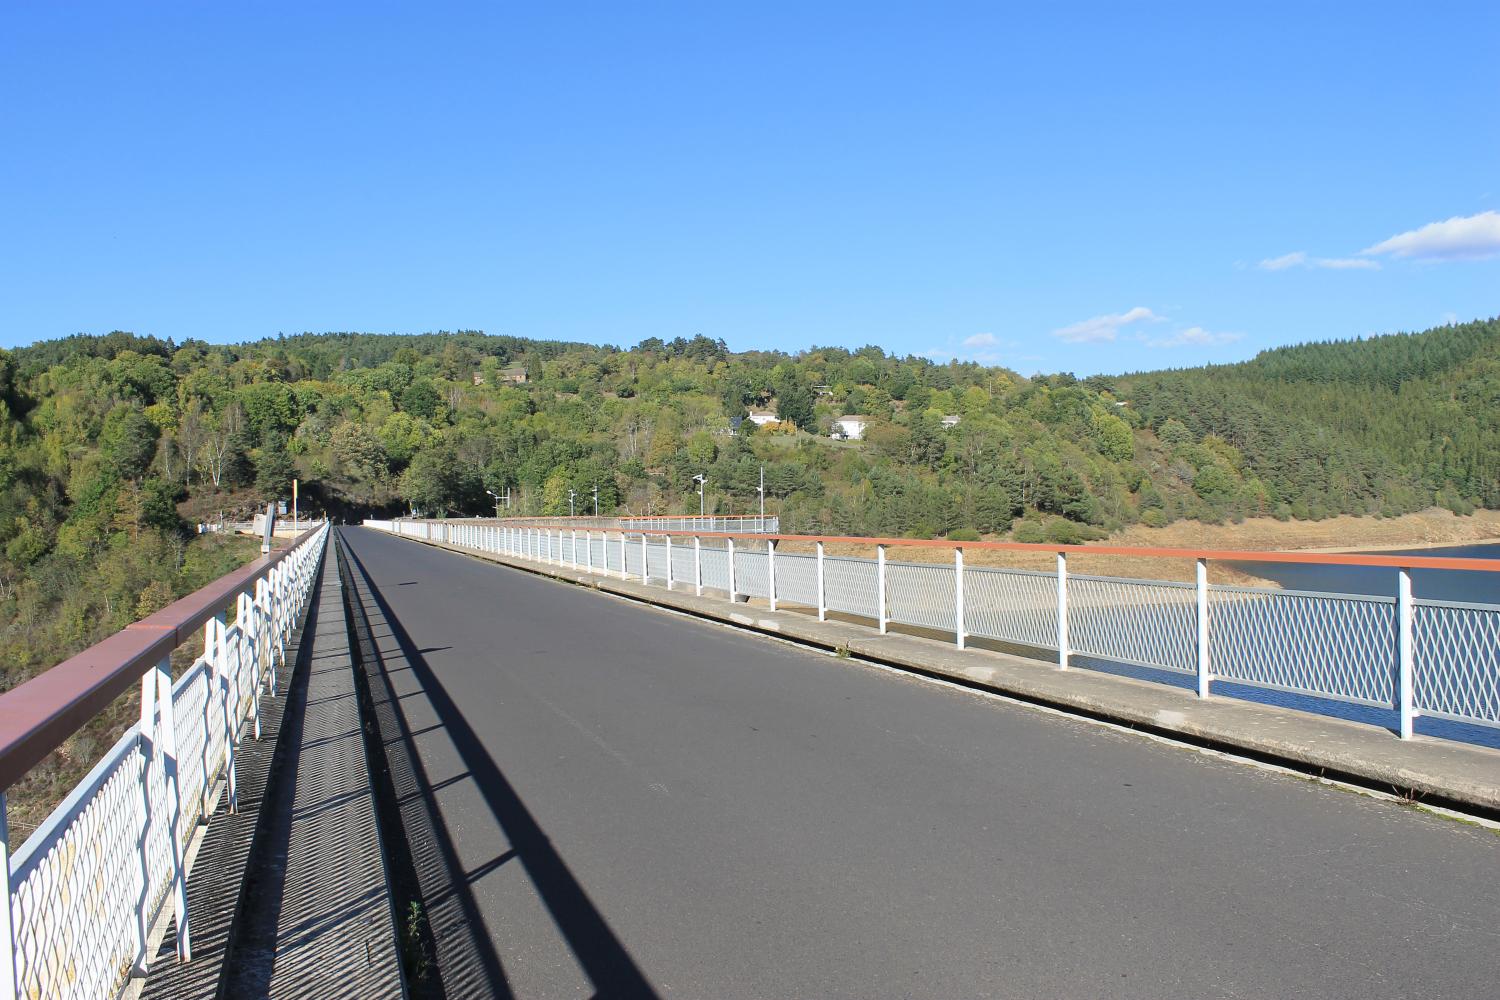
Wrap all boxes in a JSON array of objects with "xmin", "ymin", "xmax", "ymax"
[
  {"xmin": 98, "ymin": 406, "xmax": 158, "ymax": 480},
  {"xmin": 400, "ymin": 379, "xmax": 442, "ymax": 419}
]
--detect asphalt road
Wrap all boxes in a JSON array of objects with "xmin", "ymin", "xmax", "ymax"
[{"xmin": 336, "ymin": 527, "xmax": 1499, "ymax": 1000}]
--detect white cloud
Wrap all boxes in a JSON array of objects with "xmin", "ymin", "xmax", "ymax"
[
  {"xmin": 1360, "ymin": 210, "xmax": 1500, "ymax": 260},
  {"xmin": 1140, "ymin": 326, "xmax": 1243, "ymax": 349},
  {"xmin": 1258, "ymin": 250, "xmax": 1378, "ymax": 271},
  {"xmin": 922, "ymin": 332, "xmax": 1012, "ymax": 366},
  {"xmin": 1313, "ymin": 256, "xmax": 1380, "ymax": 270},
  {"xmin": 1258, "ymin": 251, "xmax": 1307, "ymax": 271},
  {"xmin": 1051, "ymin": 306, "xmax": 1161, "ymax": 343}
]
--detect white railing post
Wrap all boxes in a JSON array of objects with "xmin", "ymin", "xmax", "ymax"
[
  {"xmin": 0, "ymin": 793, "xmax": 17, "ymax": 1000},
  {"xmin": 132, "ymin": 663, "xmax": 158, "ymax": 972},
  {"xmin": 155, "ymin": 654, "xmax": 190, "ymax": 960},
  {"xmin": 572, "ymin": 529, "xmax": 579, "ymax": 569},
  {"xmin": 665, "ymin": 535, "xmax": 674, "ymax": 590},
  {"xmin": 767, "ymin": 538, "xmax": 778, "ymax": 612},
  {"xmin": 255, "ymin": 578, "xmax": 273, "ymax": 697},
  {"xmin": 585, "ymin": 530, "xmax": 594, "ymax": 572},
  {"xmin": 877, "ymin": 544, "xmax": 888, "ymax": 634},
  {"xmin": 1056, "ymin": 551, "xmax": 1069, "ymax": 669},
  {"xmin": 693, "ymin": 536, "xmax": 702, "ymax": 595},
  {"xmin": 728, "ymin": 537, "xmax": 738, "ymax": 601},
  {"xmin": 1196, "ymin": 558, "xmax": 1211, "ymax": 698},
  {"xmin": 955, "ymin": 547, "xmax": 966, "ymax": 649},
  {"xmin": 1398, "ymin": 567, "xmax": 1414, "ymax": 739},
  {"xmin": 816, "ymin": 541, "xmax": 826, "ymax": 621},
  {"xmin": 213, "ymin": 613, "xmax": 239, "ymax": 812},
  {"xmin": 641, "ymin": 533, "xmax": 649, "ymax": 583},
  {"xmin": 241, "ymin": 594, "xmax": 261, "ymax": 741},
  {"xmin": 619, "ymin": 531, "xmax": 628, "ymax": 579}
]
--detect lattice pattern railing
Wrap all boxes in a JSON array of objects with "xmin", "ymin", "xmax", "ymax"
[
  {"xmin": 1209, "ymin": 586, "xmax": 1395, "ymax": 705},
  {"xmin": 823, "ymin": 556, "xmax": 879, "ymax": 620},
  {"xmin": 2, "ymin": 523, "xmax": 328, "ymax": 1000},
  {"xmin": 1070, "ymin": 575, "xmax": 1196, "ymax": 674},
  {"xmin": 380, "ymin": 521, "xmax": 1500, "ymax": 742},
  {"xmin": 963, "ymin": 567, "xmax": 1057, "ymax": 651},
  {"xmin": 887, "ymin": 561, "xmax": 957, "ymax": 633},
  {"xmin": 775, "ymin": 553, "xmax": 819, "ymax": 608},
  {"xmin": 1414, "ymin": 599, "xmax": 1500, "ymax": 725}
]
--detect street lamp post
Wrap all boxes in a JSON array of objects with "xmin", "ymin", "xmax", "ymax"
[
  {"xmin": 486, "ymin": 490, "xmax": 503, "ymax": 518},
  {"xmin": 568, "ymin": 489, "xmax": 577, "ymax": 517},
  {"xmin": 592, "ymin": 484, "xmax": 599, "ymax": 517},
  {"xmin": 757, "ymin": 465, "xmax": 765, "ymax": 531},
  {"xmin": 693, "ymin": 474, "xmax": 707, "ymax": 517}
]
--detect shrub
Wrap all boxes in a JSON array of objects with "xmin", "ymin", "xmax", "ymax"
[
  {"xmin": 1012, "ymin": 519, "xmax": 1046, "ymax": 544},
  {"xmin": 1139, "ymin": 508, "xmax": 1168, "ymax": 529},
  {"xmin": 1045, "ymin": 519, "xmax": 1084, "ymax": 544},
  {"xmin": 947, "ymin": 528, "xmax": 981, "ymax": 542}
]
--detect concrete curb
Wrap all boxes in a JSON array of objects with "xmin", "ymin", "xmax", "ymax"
[{"xmin": 377, "ymin": 531, "xmax": 1500, "ymax": 817}]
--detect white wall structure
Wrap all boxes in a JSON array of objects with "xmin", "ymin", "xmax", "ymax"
[{"xmin": 831, "ymin": 416, "xmax": 869, "ymax": 440}]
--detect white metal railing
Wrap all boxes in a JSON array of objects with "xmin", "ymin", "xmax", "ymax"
[
  {"xmin": 364, "ymin": 514, "xmax": 779, "ymax": 534},
  {"xmin": 0, "ymin": 523, "xmax": 329, "ymax": 1000},
  {"xmin": 363, "ymin": 519, "xmax": 1500, "ymax": 743}
]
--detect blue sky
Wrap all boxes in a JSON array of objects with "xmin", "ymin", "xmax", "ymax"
[{"xmin": 2, "ymin": 3, "xmax": 1496, "ymax": 375}]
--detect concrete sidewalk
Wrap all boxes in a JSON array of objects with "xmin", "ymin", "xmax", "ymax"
[{"xmin": 395, "ymin": 532, "xmax": 1500, "ymax": 816}]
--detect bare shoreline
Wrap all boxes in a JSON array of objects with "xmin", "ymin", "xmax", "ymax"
[{"xmin": 1290, "ymin": 537, "xmax": 1500, "ymax": 555}]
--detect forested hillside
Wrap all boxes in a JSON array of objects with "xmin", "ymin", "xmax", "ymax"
[
  {"xmin": 1, "ymin": 318, "xmax": 1496, "ymax": 697},
  {"xmin": 1117, "ymin": 317, "xmax": 1500, "ymax": 518}
]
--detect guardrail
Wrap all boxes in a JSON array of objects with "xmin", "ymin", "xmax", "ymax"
[
  {"xmin": 366, "ymin": 519, "xmax": 1500, "ymax": 744},
  {"xmin": 0, "ymin": 522, "xmax": 329, "ymax": 1000},
  {"xmin": 619, "ymin": 515, "xmax": 779, "ymax": 533},
  {"xmin": 381, "ymin": 514, "xmax": 779, "ymax": 533}
]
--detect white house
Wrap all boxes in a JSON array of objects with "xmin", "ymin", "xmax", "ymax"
[
  {"xmin": 941, "ymin": 414, "xmax": 962, "ymax": 428},
  {"xmin": 746, "ymin": 410, "xmax": 779, "ymax": 427},
  {"xmin": 831, "ymin": 415, "xmax": 870, "ymax": 441}
]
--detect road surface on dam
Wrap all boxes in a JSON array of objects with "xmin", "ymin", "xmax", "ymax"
[{"xmin": 336, "ymin": 527, "xmax": 1498, "ymax": 1000}]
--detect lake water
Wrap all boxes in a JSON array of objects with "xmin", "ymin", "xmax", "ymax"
[{"xmin": 1228, "ymin": 542, "xmax": 1500, "ymax": 603}]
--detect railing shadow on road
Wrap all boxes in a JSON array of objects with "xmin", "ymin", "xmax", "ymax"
[{"xmin": 339, "ymin": 532, "xmax": 661, "ymax": 1000}]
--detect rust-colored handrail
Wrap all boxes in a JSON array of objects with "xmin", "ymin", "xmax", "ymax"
[
  {"xmin": 401, "ymin": 518, "xmax": 1500, "ymax": 574},
  {"xmin": 0, "ymin": 527, "xmax": 321, "ymax": 792}
]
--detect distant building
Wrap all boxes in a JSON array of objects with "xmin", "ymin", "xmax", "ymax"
[
  {"xmin": 498, "ymin": 367, "xmax": 528, "ymax": 385},
  {"xmin": 941, "ymin": 414, "xmax": 961, "ymax": 428},
  {"xmin": 472, "ymin": 371, "xmax": 486, "ymax": 385},
  {"xmin": 813, "ymin": 384, "xmax": 833, "ymax": 396},
  {"xmin": 831, "ymin": 415, "xmax": 870, "ymax": 441},
  {"xmin": 746, "ymin": 410, "xmax": 779, "ymax": 427}
]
